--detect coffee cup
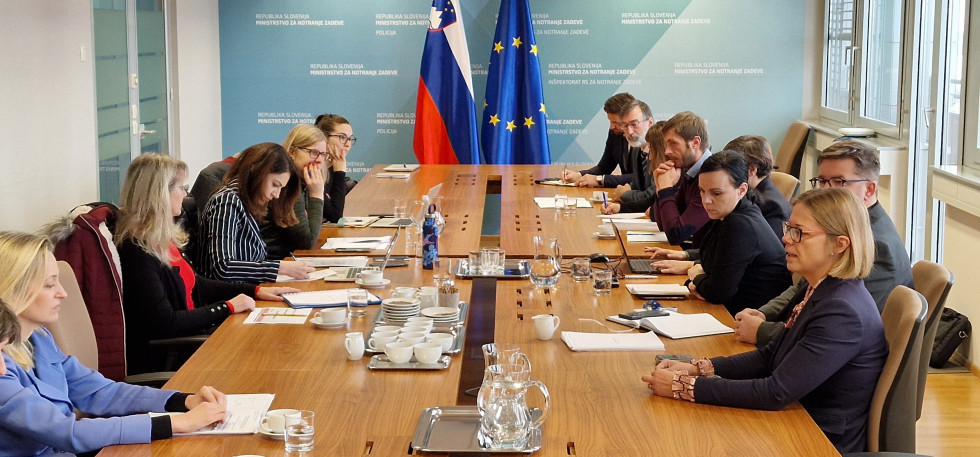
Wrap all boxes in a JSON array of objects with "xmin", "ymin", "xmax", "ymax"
[
  {"xmin": 399, "ymin": 332, "xmax": 427, "ymax": 344},
  {"xmin": 426, "ymin": 332, "xmax": 454, "ymax": 352},
  {"xmin": 401, "ymin": 325, "xmax": 431, "ymax": 335},
  {"xmin": 372, "ymin": 325, "xmax": 401, "ymax": 334},
  {"xmin": 393, "ymin": 287, "xmax": 418, "ymax": 298},
  {"xmin": 414, "ymin": 342, "xmax": 443, "ymax": 364},
  {"xmin": 368, "ymin": 331, "xmax": 399, "ymax": 351},
  {"xmin": 385, "ymin": 341, "xmax": 415, "ymax": 363},
  {"xmin": 344, "ymin": 332, "xmax": 365, "ymax": 360},
  {"xmin": 418, "ymin": 289, "xmax": 437, "ymax": 309},
  {"xmin": 264, "ymin": 408, "xmax": 299, "ymax": 434},
  {"xmin": 532, "ymin": 314, "xmax": 561, "ymax": 340},
  {"xmin": 597, "ymin": 224, "xmax": 614, "ymax": 237},
  {"xmin": 318, "ymin": 308, "xmax": 347, "ymax": 324},
  {"xmin": 406, "ymin": 317, "xmax": 434, "ymax": 328},
  {"xmin": 357, "ymin": 270, "xmax": 383, "ymax": 285}
]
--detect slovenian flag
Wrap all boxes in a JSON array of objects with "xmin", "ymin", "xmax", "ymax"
[
  {"xmin": 481, "ymin": 0, "xmax": 551, "ymax": 164},
  {"xmin": 413, "ymin": 0, "xmax": 481, "ymax": 165}
]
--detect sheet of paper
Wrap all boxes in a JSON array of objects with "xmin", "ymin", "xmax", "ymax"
[
  {"xmin": 611, "ymin": 219, "xmax": 660, "ymax": 231},
  {"xmin": 281, "ymin": 290, "xmax": 382, "ymax": 308},
  {"xmin": 152, "ymin": 393, "xmax": 275, "ymax": 435},
  {"xmin": 321, "ymin": 236, "xmax": 391, "ymax": 250},
  {"xmin": 626, "ymin": 283, "xmax": 690, "ymax": 296},
  {"xmin": 291, "ymin": 256, "xmax": 369, "ymax": 268},
  {"xmin": 598, "ymin": 213, "xmax": 647, "ymax": 220},
  {"xmin": 275, "ymin": 268, "xmax": 337, "ymax": 283},
  {"xmin": 244, "ymin": 308, "xmax": 312, "ymax": 324},
  {"xmin": 626, "ymin": 231, "xmax": 668, "ymax": 243},
  {"xmin": 383, "ymin": 163, "xmax": 420, "ymax": 172},
  {"xmin": 533, "ymin": 197, "xmax": 592, "ymax": 209},
  {"xmin": 337, "ymin": 216, "xmax": 379, "ymax": 227},
  {"xmin": 560, "ymin": 331, "xmax": 665, "ymax": 351},
  {"xmin": 376, "ymin": 172, "xmax": 410, "ymax": 179},
  {"xmin": 537, "ymin": 179, "xmax": 576, "ymax": 187},
  {"xmin": 641, "ymin": 312, "xmax": 734, "ymax": 339}
]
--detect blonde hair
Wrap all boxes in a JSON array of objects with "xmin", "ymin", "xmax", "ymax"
[
  {"xmin": 0, "ymin": 231, "xmax": 52, "ymax": 369},
  {"xmin": 793, "ymin": 188, "xmax": 874, "ymax": 279},
  {"xmin": 115, "ymin": 154, "xmax": 189, "ymax": 264},
  {"xmin": 283, "ymin": 123, "xmax": 327, "ymax": 152}
]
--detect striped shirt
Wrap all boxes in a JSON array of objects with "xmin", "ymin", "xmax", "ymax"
[{"xmin": 198, "ymin": 182, "xmax": 280, "ymax": 283}]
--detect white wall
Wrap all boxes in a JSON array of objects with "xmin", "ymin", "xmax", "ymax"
[
  {"xmin": 0, "ymin": 0, "xmax": 99, "ymax": 233},
  {"xmin": 940, "ymin": 207, "xmax": 977, "ymax": 364}
]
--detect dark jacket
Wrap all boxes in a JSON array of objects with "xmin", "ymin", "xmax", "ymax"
[
  {"xmin": 745, "ymin": 175, "xmax": 792, "ymax": 238},
  {"xmin": 579, "ymin": 129, "xmax": 634, "ymax": 187},
  {"xmin": 117, "ymin": 239, "xmax": 254, "ymax": 374},
  {"xmin": 688, "ymin": 198, "xmax": 792, "ymax": 315},
  {"xmin": 696, "ymin": 277, "xmax": 888, "ymax": 453}
]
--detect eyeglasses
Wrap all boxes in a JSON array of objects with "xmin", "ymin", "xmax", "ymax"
[
  {"xmin": 295, "ymin": 146, "xmax": 326, "ymax": 159},
  {"xmin": 171, "ymin": 184, "xmax": 190, "ymax": 193},
  {"xmin": 782, "ymin": 221, "xmax": 827, "ymax": 243},
  {"xmin": 618, "ymin": 118, "xmax": 649, "ymax": 132},
  {"xmin": 328, "ymin": 133, "xmax": 357, "ymax": 147},
  {"xmin": 808, "ymin": 177, "xmax": 870, "ymax": 188}
]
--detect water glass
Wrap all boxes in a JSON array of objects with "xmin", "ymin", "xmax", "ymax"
[
  {"xmin": 284, "ymin": 410, "xmax": 315, "ymax": 453},
  {"xmin": 406, "ymin": 224, "xmax": 422, "ymax": 257},
  {"xmin": 480, "ymin": 248, "xmax": 500, "ymax": 275},
  {"xmin": 347, "ymin": 288, "xmax": 368, "ymax": 317},
  {"xmin": 563, "ymin": 196, "xmax": 577, "ymax": 216},
  {"xmin": 496, "ymin": 249, "xmax": 507, "ymax": 274},
  {"xmin": 593, "ymin": 269, "xmax": 613, "ymax": 295},
  {"xmin": 571, "ymin": 257, "xmax": 591, "ymax": 282},
  {"xmin": 468, "ymin": 250, "xmax": 481, "ymax": 274},
  {"xmin": 553, "ymin": 194, "xmax": 567, "ymax": 212},
  {"xmin": 393, "ymin": 198, "xmax": 408, "ymax": 218}
]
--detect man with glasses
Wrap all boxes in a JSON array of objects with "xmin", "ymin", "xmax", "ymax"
[
  {"xmin": 562, "ymin": 93, "xmax": 639, "ymax": 188},
  {"xmin": 601, "ymin": 101, "xmax": 659, "ymax": 215},
  {"xmin": 651, "ymin": 111, "xmax": 712, "ymax": 245},
  {"xmin": 733, "ymin": 140, "xmax": 914, "ymax": 347}
]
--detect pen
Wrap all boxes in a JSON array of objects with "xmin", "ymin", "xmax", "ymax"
[
  {"xmin": 623, "ymin": 274, "xmax": 658, "ymax": 279},
  {"xmin": 602, "ymin": 192, "xmax": 608, "ymax": 208}
]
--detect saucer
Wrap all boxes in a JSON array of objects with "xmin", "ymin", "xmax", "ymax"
[
  {"xmin": 257, "ymin": 423, "xmax": 284, "ymax": 440},
  {"xmin": 310, "ymin": 316, "xmax": 348, "ymax": 329},
  {"xmin": 593, "ymin": 232, "xmax": 616, "ymax": 240},
  {"xmin": 355, "ymin": 278, "xmax": 390, "ymax": 289}
]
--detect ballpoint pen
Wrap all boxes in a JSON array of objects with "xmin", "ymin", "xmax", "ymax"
[{"xmin": 602, "ymin": 192, "xmax": 608, "ymax": 209}]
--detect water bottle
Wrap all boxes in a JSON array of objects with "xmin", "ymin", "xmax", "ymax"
[{"xmin": 422, "ymin": 207, "xmax": 438, "ymax": 270}]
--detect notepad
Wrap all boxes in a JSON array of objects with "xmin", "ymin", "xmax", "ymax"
[
  {"xmin": 376, "ymin": 172, "xmax": 411, "ymax": 179},
  {"xmin": 626, "ymin": 231, "xmax": 668, "ymax": 243},
  {"xmin": 610, "ymin": 219, "xmax": 660, "ymax": 231},
  {"xmin": 383, "ymin": 163, "xmax": 420, "ymax": 172},
  {"xmin": 338, "ymin": 216, "xmax": 379, "ymax": 227},
  {"xmin": 321, "ymin": 236, "xmax": 391, "ymax": 250},
  {"xmin": 151, "ymin": 394, "xmax": 275, "ymax": 435},
  {"xmin": 561, "ymin": 331, "xmax": 665, "ymax": 351},
  {"xmin": 281, "ymin": 290, "xmax": 382, "ymax": 308},
  {"xmin": 536, "ymin": 179, "xmax": 577, "ymax": 187},
  {"xmin": 533, "ymin": 197, "xmax": 591, "ymax": 209},
  {"xmin": 606, "ymin": 312, "xmax": 733, "ymax": 339},
  {"xmin": 626, "ymin": 283, "xmax": 690, "ymax": 297},
  {"xmin": 244, "ymin": 308, "xmax": 313, "ymax": 324}
]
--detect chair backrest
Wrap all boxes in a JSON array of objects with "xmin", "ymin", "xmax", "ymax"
[
  {"xmin": 911, "ymin": 260, "xmax": 954, "ymax": 419},
  {"xmin": 774, "ymin": 121, "xmax": 811, "ymax": 178},
  {"xmin": 867, "ymin": 286, "xmax": 927, "ymax": 453},
  {"xmin": 46, "ymin": 261, "xmax": 99, "ymax": 371},
  {"xmin": 769, "ymin": 171, "xmax": 800, "ymax": 201}
]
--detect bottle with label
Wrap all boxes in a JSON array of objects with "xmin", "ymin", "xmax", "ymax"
[{"xmin": 422, "ymin": 206, "xmax": 438, "ymax": 270}]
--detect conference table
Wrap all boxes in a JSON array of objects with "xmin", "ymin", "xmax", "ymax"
[{"xmin": 99, "ymin": 165, "xmax": 838, "ymax": 456}]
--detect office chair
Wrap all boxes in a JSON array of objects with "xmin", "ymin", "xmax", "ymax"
[
  {"xmin": 769, "ymin": 171, "xmax": 801, "ymax": 201},
  {"xmin": 774, "ymin": 121, "xmax": 811, "ymax": 178},
  {"xmin": 866, "ymin": 286, "xmax": 927, "ymax": 453},
  {"xmin": 910, "ymin": 261, "xmax": 954, "ymax": 420}
]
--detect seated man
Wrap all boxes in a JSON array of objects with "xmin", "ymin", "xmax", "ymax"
[
  {"xmin": 562, "ymin": 93, "xmax": 638, "ymax": 188},
  {"xmin": 651, "ymin": 111, "xmax": 712, "ymax": 245},
  {"xmin": 734, "ymin": 140, "xmax": 915, "ymax": 347},
  {"xmin": 724, "ymin": 135, "xmax": 791, "ymax": 237},
  {"xmin": 601, "ymin": 116, "xmax": 665, "ymax": 215}
]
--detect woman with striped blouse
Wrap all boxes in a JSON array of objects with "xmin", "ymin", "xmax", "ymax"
[{"xmin": 198, "ymin": 142, "xmax": 315, "ymax": 284}]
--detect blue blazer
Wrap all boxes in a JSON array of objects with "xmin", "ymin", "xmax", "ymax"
[
  {"xmin": 0, "ymin": 331, "xmax": 177, "ymax": 455},
  {"xmin": 694, "ymin": 277, "xmax": 888, "ymax": 453}
]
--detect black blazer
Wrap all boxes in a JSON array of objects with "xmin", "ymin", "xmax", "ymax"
[
  {"xmin": 746, "ymin": 176, "xmax": 792, "ymax": 239},
  {"xmin": 117, "ymin": 239, "xmax": 254, "ymax": 374},
  {"xmin": 689, "ymin": 198, "xmax": 792, "ymax": 315}
]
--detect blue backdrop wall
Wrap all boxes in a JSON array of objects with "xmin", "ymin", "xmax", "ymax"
[{"xmin": 219, "ymin": 0, "xmax": 805, "ymax": 179}]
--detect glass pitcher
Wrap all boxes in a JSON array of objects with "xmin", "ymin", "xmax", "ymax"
[
  {"xmin": 529, "ymin": 236, "xmax": 561, "ymax": 289},
  {"xmin": 477, "ymin": 364, "xmax": 551, "ymax": 450}
]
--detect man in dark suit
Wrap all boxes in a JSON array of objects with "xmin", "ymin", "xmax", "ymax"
[
  {"xmin": 562, "ymin": 93, "xmax": 639, "ymax": 188},
  {"xmin": 733, "ymin": 140, "xmax": 915, "ymax": 346},
  {"xmin": 724, "ymin": 135, "xmax": 791, "ymax": 238}
]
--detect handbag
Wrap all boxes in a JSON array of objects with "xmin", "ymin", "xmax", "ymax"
[{"xmin": 929, "ymin": 307, "xmax": 972, "ymax": 368}]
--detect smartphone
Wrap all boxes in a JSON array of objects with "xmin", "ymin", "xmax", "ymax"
[
  {"xmin": 336, "ymin": 247, "xmax": 372, "ymax": 252},
  {"xmin": 618, "ymin": 309, "xmax": 669, "ymax": 320},
  {"xmin": 655, "ymin": 354, "xmax": 694, "ymax": 364}
]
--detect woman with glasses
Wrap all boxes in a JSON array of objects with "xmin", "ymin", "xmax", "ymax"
[
  {"xmin": 642, "ymin": 188, "xmax": 887, "ymax": 453},
  {"xmin": 314, "ymin": 113, "xmax": 355, "ymax": 223},
  {"xmin": 115, "ymin": 154, "xmax": 299, "ymax": 374},
  {"xmin": 198, "ymin": 142, "xmax": 315, "ymax": 284},
  {"xmin": 646, "ymin": 151, "xmax": 791, "ymax": 315},
  {"xmin": 260, "ymin": 124, "xmax": 328, "ymax": 259},
  {"xmin": 0, "ymin": 231, "xmax": 228, "ymax": 456}
]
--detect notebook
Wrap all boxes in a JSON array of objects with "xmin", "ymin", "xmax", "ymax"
[
  {"xmin": 625, "ymin": 283, "xmax": 690, "ymax": 299},
  {"xmin": 561, "ymin": 331, "xmax": 665, "ymax": 351},
  {"xmin": 383, "ymin": 163, "xmax": 420, "ymax": 172},
  {"xmin": 606, "ymin": 312, "xmax": 733, "ymax": 339},
  {"xmin": 282, "ymin": 290, "xmax": 382, "ymax": 308}
]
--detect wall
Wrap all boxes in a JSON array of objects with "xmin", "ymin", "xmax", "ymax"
[
  {"xmin": 940, "ymin": 206, "xmax": 977, "ymax": 364},
  {"xmin": 0, "ymin": 1, "xmax": 99, "ymax": 233}
]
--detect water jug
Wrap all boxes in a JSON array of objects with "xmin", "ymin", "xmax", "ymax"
[
  {"xmin": 529, "ymin": 236, "xmax": 561, "ymax": 289},
  {"xmin": 477, "ymin": 364, "xmax": 550, "ymax": 450}
]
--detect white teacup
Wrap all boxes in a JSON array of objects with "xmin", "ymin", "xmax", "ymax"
[
  {"xmin": 400, "ymin": 325, "xmax": 431, "ymax": 335},
  {"xmin": 263, "ymin": 408, "xmax": 299, "ymax": 434},
  {"xmin": 357, "ymin": 270, "xmax": 383, "ymax": 285},
  {"xmin": 385, "ymin": 341, "xmax": 415, "ymax": 363},
  {"xmin": 426, "ymin": 332, "xmax": 454, "ymax": 352},
  {"xmin": 393, "ymin": 287, "xmax": 418, "ymax": 298},
  {"xmin": 373, "ymin": 325, "xmax": 401, "ymax": 334},
  {"xmin": 318, "ymin": 308, "xmax": 348, "ymax": 324},
  {"xmin": 405, "ymin": 317, "xmax": 434, "ymax": 328},
  {"xmin": 532, "ymin": 314, "xmax": 561, "ymax": 340},
  {"xmin": 597, "ymin": 224, "xmax": 615, "ymax": 237},
  {"xmin": 368, "ymin": 331, "xmax": 399, "ymax": 351},
  {"xmin": 418, "ymin": 290, "xmax": 437, "ymax": 309},
  {"xmin": 399, "ymin": 332, "xmax": 427, "ymax": 344},
  {"xmin": 414, "ymin": 342, "xmax": 443, "ymax": 364}
]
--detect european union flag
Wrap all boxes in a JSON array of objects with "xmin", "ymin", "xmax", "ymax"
[{"xmin": 481, "ymin": 0, "xmax": 551, "ymax": 164}]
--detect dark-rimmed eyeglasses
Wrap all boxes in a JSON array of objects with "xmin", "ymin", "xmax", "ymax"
[
  {"xmin": 328, "ymin": 133, "xmax": 357, "ymax": 147},
  {"xmin": 617, "ymin": 118, "xmax": 649, "ymax": 132},
  {"xmin": 808, "ymin": 177, "xmax": 870, "ymax": 188},
  {"xmin": 295, "ymin": 146, "xmax": 326, "ymax": 159},
  {"xmin": 782, "ymin": 221, "xmax": 827, "ymax": 243}
]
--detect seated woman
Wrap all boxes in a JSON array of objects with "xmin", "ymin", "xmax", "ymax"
[
  {"xmin": 0, "ymin": 231, "xmax": 227, "ymax": 455},
  {"xmin": 261, "ymin": 124, "xmax": 327, "ymax": 259},
  {"xmin": 641, "ymin": 188, "xmax": 888, "ymax": 453},
  {"xmin": 314, "ymin": 113, "xmax": 354, "ymax": 222},
  {"xmin": 115, "ymin": 154, "xmax": 300, "ymax": 375},
  {"xmin": 198, "ymin": 142, "xmax": 315, "ymax": 284},
  {"xmin": 646, "ymin": 151, "xmax": 791, "ymax": 315}
]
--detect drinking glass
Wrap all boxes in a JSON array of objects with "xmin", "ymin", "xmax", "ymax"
[
  {"xmin": 480, "ymin": 248, "xmax": 500, "ymax": 275},
  {"xmin": 284, "ymin": 410, "xmax": 315, "ymax": 453},
  {"xmin": 393, "ymin": 198, "xmax": 408, "ymax": 218},
  {"xmin": 571, "ymin": 257, "xmax": 591, "ymax": 282},
  {"xmin": 593, "ymin": 269, "xmax": 613, "ymax": 295},
  {"xmin": 553, "ymin": 194, "xmax": 567, "ymax": 212},
  {"xmin": 468, "ymin": 250, "xmax": 481, "ymax": 274},
  {"xmin": 563, "ymin": 196, "xmax": 577, "ymax": 216},
  {"xmin": 406, "ymin": 224, "xmax": 422, "ymax": 258},
  {"xmin": 347, "ymin": 288, "xmax": 369, "ymax": 317}
]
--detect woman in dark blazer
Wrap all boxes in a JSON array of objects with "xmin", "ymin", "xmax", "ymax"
[
  {"xmin": 115, "ymin": 154, "xmax": 298, "ymax": 374},
  {"xmin": 648, "ymin": 150, "xmax": 791, "ymax": 315},
  {"xmin": 642, "ymin": 188, "xmax": 888, "ymax": 453}
]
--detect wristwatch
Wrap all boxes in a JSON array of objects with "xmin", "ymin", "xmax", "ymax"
[{"xmin": 596, "ymin": 175, "xmax": 605, "ymax": 185}]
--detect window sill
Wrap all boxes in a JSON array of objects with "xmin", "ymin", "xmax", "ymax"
[
  {"xmin": 932, "ymin": 166, "xmax": 980, "ymax": 218},
  {"xmin": 801, "ymin": 119, "xmax": 908, "ymax": 176}
]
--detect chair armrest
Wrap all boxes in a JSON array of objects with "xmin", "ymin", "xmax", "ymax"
[
  {"xmin": 124, "ymin": 371, "xmax": 176, "ymax": 388},
  {"xmin": 148, "ymin": 335, "xmax": 209, "ymax": 347}
]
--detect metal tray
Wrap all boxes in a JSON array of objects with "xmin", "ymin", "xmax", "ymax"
[
  {"xmin": 367, "ymin": 354, "xmax": 451, "ymax": 370},
  {"xmin": 374, "ymin": 301, "xmax": 469, "ymax": 328},
  {"xmin": 365, "ymin": 326, "xmax": 466, "ymax": 355},
  {"xmin": 411, "ymin": 406, "xmax": 542, "ymax": 454},
  {"xmin": 455, "ymin": 259, "xmax": 531, "ymax": 279}
]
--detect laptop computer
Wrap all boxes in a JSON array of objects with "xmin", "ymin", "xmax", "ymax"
[
  {"xmin": 612, "ymin": 221, "xmax": 661, "ymax": 274},
  {"xmin": 322, "ymin": 228, "xmax": 399, "ymax": 281}
]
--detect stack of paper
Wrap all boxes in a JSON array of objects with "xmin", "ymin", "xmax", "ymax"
[
  {"xmin": 626, "ymin": 231, "xmax": 669, "ymax": 243},
  {"xmin": 606, "ymin": 312, "xmax": 733, "ymax": 339},
  {"xmin": 561, "ymin": 331, "xmax": 665, "ymax": 351},
  {"xmin": 281, "ymin": 290, "xmax": 382, "ymax": 308},
  {"xmin": 292, "ymin": 256, "xmax": 369, "ymax": 268},
  {"xmin": 598, "ymin": 213, "xmax": 647, "ymax": 220},
  {"xmin": 626, "ymin": 283, "xmax": 690, "ymax": 297},
  {"xmin": 152, "ymin": 393, "xmax": 275, "ymax": 435},
  {"xmin": 383, "ymin": 164, "xmax": 421, "ymax": 172},
  {"xmin": 533, "ymin": 197, "xmax": 592, "ymax": 209},
  {"xmin": 610, "ymin": 219, "xmax": 660, "ymax": 231},
  {"xmin": 244, "ymin": 308, "xmax": 313, "ymax": 324},
  {"xmin": 321, "ymin": 236, "xmax": 391, "ymax": 250}
]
